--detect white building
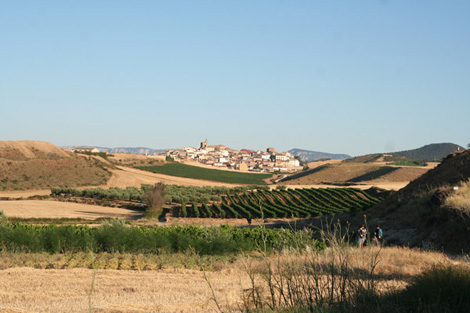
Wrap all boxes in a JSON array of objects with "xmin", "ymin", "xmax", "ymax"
[
  {"xmin": 73, "ymin": 147, "xmax": 100, "ymax": 154},
  {"xmin": 275, "ymin": 154, "xmax": 290, "ymax": 162}
]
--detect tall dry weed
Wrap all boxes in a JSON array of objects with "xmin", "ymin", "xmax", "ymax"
[
  {"xmin": 213, "ymin": 220, "xmax": 386, "ymax": 312},
  {"xmin": 207, "ymin": 218, "xmax": 463, "ymax": 313},
  {"xmin": 444, "ymin": 180, "xmax": 470, "ymax": 217}
]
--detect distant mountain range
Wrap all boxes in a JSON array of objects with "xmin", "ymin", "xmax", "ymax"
[
  {"xmin": 98, "ymin": 147, "xmax": 167, "ymax": 155},
  {"xmin": 64, "ymin": 146, "xmax": 167, "ymax": 155},
  {"xmin": 288, "ymin": 149, "xmax": 351, "ymax": 162}
]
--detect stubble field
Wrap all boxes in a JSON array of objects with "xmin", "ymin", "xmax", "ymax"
[
  {"xmin": 0, "ymin": 267, "xmax": 248, "ymax": 313},
  {"xmin": 0, "ymin": 246, "xmax": 465, "ymax": 313},
  {"xmin": 0, "ymin": 200, "xmax": 142, "ymax": 220}
]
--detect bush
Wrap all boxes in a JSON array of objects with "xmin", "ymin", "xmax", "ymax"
[
  {"xmin": 382, "ymin": 266, "xmax": 470, "ymax": 313},
  {"xmin": 346, "ymin": 265, "xmax": 470, "ymax": 313},
  {"xmin": 143, "ymin": 183, "xmax": 166, "ymax": 218}
]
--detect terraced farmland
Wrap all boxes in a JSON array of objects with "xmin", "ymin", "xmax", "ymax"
[{"xmin": 178, "ymin": 188, "xmax": 381, "ymax": 218}]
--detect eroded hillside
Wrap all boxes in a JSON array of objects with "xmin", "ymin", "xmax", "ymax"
[{"xmin": 0, "ymin": 141, "xmax": 112, "ymax": 190}]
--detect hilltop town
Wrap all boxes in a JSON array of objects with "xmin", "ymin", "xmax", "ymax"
[{"xmin": 166, "ymin": 140, "xmax": 302, "ymax": 173}]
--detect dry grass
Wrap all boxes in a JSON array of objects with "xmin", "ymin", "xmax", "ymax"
[
  {"xmin": 0, "ymin": 246, "xmax": 465, "ymax": 313},
  {"xmin": 444, "ymin": 180, "xmax": 470, "ymax": 215},
  {"xmin": 229, "ymin": 244, "xmax": 469, "ymax": 312},
  {"xmin": 0, "ymin": 200, "xmax": 142, "ymax": 220},
  {"xmin": 0, "ymin": 267, "xmax": 249, "ymax": 313},
  {"xmin": 242, "ymin": 245, "xmax": 459, "ymax": 293}
]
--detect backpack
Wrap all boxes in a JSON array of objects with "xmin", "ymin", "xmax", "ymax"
[{"xmin": 375, "ymin": 228, "xmax": 383, "ymax": 238}]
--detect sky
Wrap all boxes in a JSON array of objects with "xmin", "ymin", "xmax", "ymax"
[{"xmin": 1, "ymin": 1, "xmax": 469, "ymax": 156}]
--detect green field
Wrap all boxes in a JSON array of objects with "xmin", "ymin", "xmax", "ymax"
[{"xmin": 136, "ymin": 163, "xmax": 272, "ymax": 185}]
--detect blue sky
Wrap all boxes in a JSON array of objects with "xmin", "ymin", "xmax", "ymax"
[{"xmin": 1, "ymin": 1, "xmax": 469, "ymax": 156}]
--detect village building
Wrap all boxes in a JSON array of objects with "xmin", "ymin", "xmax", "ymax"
[
  {"xmin": 73, "ymin": 147, "xmax": 100, "ymax": 154},
  {"xmin": 165, "ymin": 140, "xmax": 302, "ymax": 173}
]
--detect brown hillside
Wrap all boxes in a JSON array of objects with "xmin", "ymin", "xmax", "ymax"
[
  {"xmin": 0, "ymin": 140, "xmax": 70, "ymax": 160},
  {"xmin": 0, "ymin": 141, "xmax": 112, "ymax": 191},
  {"xmin": 282, "ymin": 162, "xmax": 428, "ymax": 186},
  {"xmin": 359, "ymin": 150, "xmax": 470, "ymax": 253},
  {"xmin": 366, "ymin": 167, "xmax": 429, "ymax": 183}
]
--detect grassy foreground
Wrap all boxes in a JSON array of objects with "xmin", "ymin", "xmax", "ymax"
[
  {"xmin": 0, "ymin": 244, "xmax": 468, "ymax": 313},
  {"xmin": 136, "ymin": 162, "xmax": 272, "ymax": 185}
]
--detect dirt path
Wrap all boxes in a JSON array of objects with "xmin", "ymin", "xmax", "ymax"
[
  {"xmin": 0, "ymin": 267, "xmax": 248, "ymax": 313},
  {"xmin": 0, "ymin": 200, "xmax": 142, "ymax": 220}
]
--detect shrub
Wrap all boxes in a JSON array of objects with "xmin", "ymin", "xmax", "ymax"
[
  {"xmin": 382, "ymin": 266, "xmax": 470, "ymax": 313},
  {"xmin": 144, "ymin": 183, "xmax": 166, "ymax": 218}
]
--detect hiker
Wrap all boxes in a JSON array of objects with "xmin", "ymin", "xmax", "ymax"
[
  {"xmin": 357, "ymin": 224, "xmax": 367, "ymax": 247},
  {"xmin": 374, "ymin": 225, "xmax": 383, "ymax": 245}
]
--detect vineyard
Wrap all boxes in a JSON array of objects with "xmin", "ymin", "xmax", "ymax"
[
  {"xmin": 179, "ymin": 187, "xmax": 382, "ymax": 219},
  {"xmin": 50, "ymin": 185, "xmax": 382, "ymax": 220}
]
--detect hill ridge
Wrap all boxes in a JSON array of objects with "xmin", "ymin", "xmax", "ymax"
[
  {"xmin": 0, "ymin": 140, "xmax": 70, "ymax": 160},
  {"xmin": 390, "ymin": 142, "xmax": 464, "ymax": 161}
]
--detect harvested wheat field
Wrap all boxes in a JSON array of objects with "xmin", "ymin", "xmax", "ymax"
[
  {"xmin": 0, "ymin": 247, "xmax": 465, "ymax": 313},
  {"xmin": 0, "ymin": 200, "xmax": 142, "ymax": 220},
  {"xmin": 0, "ymin": 189, "xmax": 51, "ymax": 198},
  {"xmin": 0, "ymin": 267, "xmax": 249, "ymax": 313}
]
